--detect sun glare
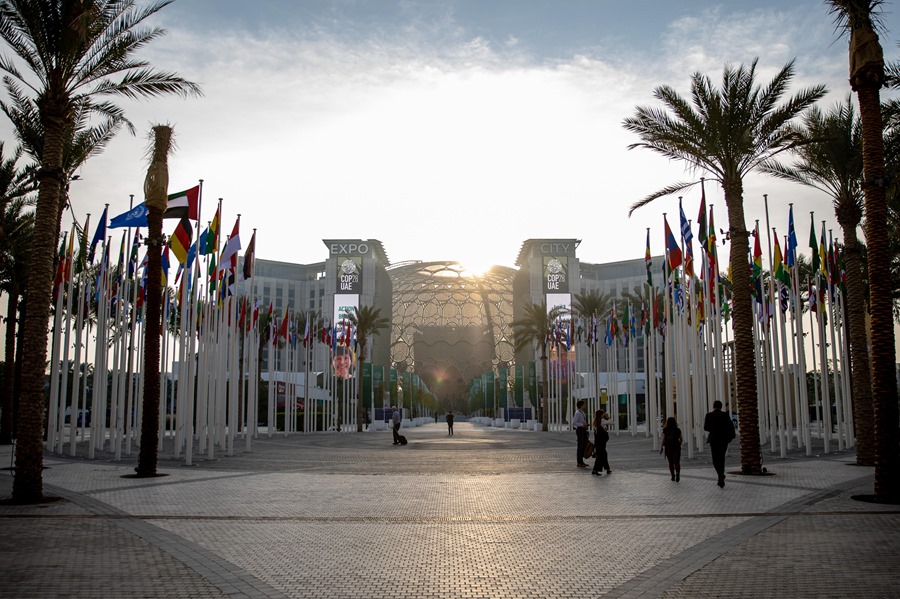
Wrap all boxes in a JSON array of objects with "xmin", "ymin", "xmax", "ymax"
[{"xmin": 461, "ymin": 260, "xmax": 494, "ymax": 277}]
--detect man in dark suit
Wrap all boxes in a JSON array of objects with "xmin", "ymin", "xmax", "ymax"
[{"xmin": 704, "ymin": 400, "xmax": 736, "ymax": 488}]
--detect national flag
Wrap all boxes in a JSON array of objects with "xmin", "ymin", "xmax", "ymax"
[
  {"xmin": 773, "ymin": 233, "xmax": 791, "ymax": 288},
  {"xmin": 200, "ymin": 205, "xmax": 220, "ymax": 256},
  {"xmin": 169, "ymin": 216, "xmax": 193, "ymax": 264},
  {"xmin": 685, "ymin": 237, "xmax": 694, "ymax": 279},
  {"xmin": 238, "ymin": 297, "xmax": 247, "ymax": 331},
  {"xmin": 52, "ymin": 234, "xmax": 67, "ymax": 303},
  {"xmin": 679, "ymin": 197, "xmax": 693, "ymax": 245},
  {"xmin": 76, "ymin": 214, "xmax": 90, "ymax": 274},
  {"xmin": 808, "ymin": 276, "xmax": 818, "ymax": 313},
  {"xmin": 808, "ymin": 214, "xmax": 820, "ymax": 274},
  {"xmin": 127, "ymin": 232, "xmax": 141, "ymax": 277},
  {"xmin": 664, "ymin": 216, "xmax": 683, "ymax": 273},
  {"xmin": 219, "ymin": 218, "xmax": 241, "ymax": 271},
  {"xmin": 280, "ymin": 306, "xmax": 290, "ymax": 339},
  {"xmin": 751, "ymin": 226, "xmax": 764, "ymax": 307},
  {"xmin": 697, "ymin": 185, "xmax": 708, "ymax": 253},
  {"xmin": 707, "ymin": 206, "xmax": 718, "ymax": 270},
  {"xmin": 620, "ymin": 302, "xmax": 630, "ymax": 346},
  {"xmin": 165, "ymin": 185, "xmax": 200, "ymax": 220},
  {"xmin": 242, "ymin": 230, "xmax": 256, "ymax": 280},
  {"xmin": 751, "ymin": 226, "xmax": 763, "ymax": 280},
  {"xmin": 160, "ymin": 246, "xmax": 170, "ymax": 287},
  {"xmin": 644, "ymin": 229, "xmax": 653, "ymax": 288},
  {"xmin": 819, "ymin": 222, "xmax": 828, "ymax": 279},
  {"xmin": 786, "ymin": 205, "xmax": 798, "ymax": 268},
  {"xmin": 88, "ymin": 207, "xmax": 107, "ymax": 263},
  {"xmin": 610, "ymin": 304, "xmax": 619, "ymax": 339}
]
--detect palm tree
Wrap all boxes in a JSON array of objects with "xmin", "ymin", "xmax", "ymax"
[
  {"xmin": 0, "ymin": 145, "xmax": 34, "ymax": 445},
  {"xmin": 623, "ymin": 59, "xmax": 826, "ymax": 475},
  {"xmin": 828, "ymin": 0, "xmax": 900, "ymax": 504},
  {"xmin": 761, "ymin": 97, "xmax": 875, "ymax": 466},
  {"xmin": 345, "ymin": 305, "xmax": 390, "ymax": 432},
  {"xmin": 0, "ymin": 0, "xmax": 202, "ymax": 503},
  {"xmin": 135, "ymin": 124, "xmax": 172, "ymax": 477},
  {"xmin": 512, "ymin": 300, "xmax": 568, "ymax": 431}
]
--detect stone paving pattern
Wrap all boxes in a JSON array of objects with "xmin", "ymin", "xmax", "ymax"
[{"xmin": 2, "ymin": 422, "xmax": 899, "ymax": 598}]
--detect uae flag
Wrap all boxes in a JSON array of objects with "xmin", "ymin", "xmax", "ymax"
[{"xmin": 165, "ymin": 185, "xmax": 200, "ymax": 220}]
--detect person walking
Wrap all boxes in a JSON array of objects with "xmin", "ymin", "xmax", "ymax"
[
  {"xmin": 591, "ymin": 410, "xmax": 611, "ymax": 476},
  {"xmin": 704, "ymin": 400, "xmax": 736, "ymax": 487},
  {"xmin": 660, "ymin": 416, "xmax": 683, "ymax": 482},
  {"xmin": 573, "ymin": 400, "xmax": 590, "ymax": 468},
  {"xmin": 391, "ymin": 406, "xmax": 402, "ymax": 445},
  {"xmin": 446, "ymin": 410, "xmax": 454, "ymax": 436}
]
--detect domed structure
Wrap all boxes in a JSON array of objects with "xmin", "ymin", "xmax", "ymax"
[{"xmin": 388, "ymin": 261, "xmax": 517, "ymax": 403}]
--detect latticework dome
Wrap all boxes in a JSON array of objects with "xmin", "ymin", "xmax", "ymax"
[{"xmin": 388, "ymin": 262, "xmax": 517, "ymax": 403}]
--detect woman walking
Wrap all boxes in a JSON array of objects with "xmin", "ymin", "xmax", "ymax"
[
  {"xmin": 591, "ymin": 410, "xmax": 611, "ymax": 476},
  {"xmin": 660, "ymin": 416, "xmax": 683, "ymax": 482}
]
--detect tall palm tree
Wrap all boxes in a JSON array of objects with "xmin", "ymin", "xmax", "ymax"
[
  {"xmin": 512, "ymin": 300, "xmax": 568, "ymax": 431},
  {"xmin": 761, "ymin": 97, "xmax": 875, "ymax": 466},
  {"xmin": 828, "ymin": 0, "xmax": 899, "ymax": 503},
  {"xmin": 0, "ymin": 0, "xmax": 201, "ymax": 503},
  {"xmin": 623, "ymin": 59, "xmax": 826, "ymax": 475},
  {"xmin": 135, "ymin": 124, "xmax": 172, "ymax": 477},
  {"xmin": 0, "ymin": 146, "xmax": 34, "ymax": 445},
  {"xmin": 346, "ymin": 305, "xmax": 389, "ymax": 432}
]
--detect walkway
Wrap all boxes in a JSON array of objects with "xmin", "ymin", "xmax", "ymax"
[{"xmin": 1, "ymin": 422, "xmax": 898, "ymax": 598}]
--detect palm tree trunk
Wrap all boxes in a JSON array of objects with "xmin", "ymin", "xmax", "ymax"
[
  {"xmin": 0, "ymin": 287, "xmax": 19, "ymax": 444},
  {"xmin": 137, "ymin": 124, "xmax": 172, "ymax": 477},
  {"xmin": 857, "ymin": 84, "xmax": 900, "ymax": 502},
  {"xmin": 841, "ymin": 228, "xmax": 874, "ymax": 465},
  {"xmin": 12, "ymin": 137, "xmax": 66, "ymax": 503},
  {"xmin": 137, "ymin": 207, "xmax": 163, "ymax": 476},
  {"xmin": 724, "ymin": 180, "xmax": 763, "ymax": 474}
]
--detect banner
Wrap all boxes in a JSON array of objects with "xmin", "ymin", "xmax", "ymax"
[
  {"xmin": 498, "ymin": 367, "xmax": 508, "ymax": 409},
  {"xmin": 514, "ymin": 364, "xmax": 524, "ymax": 407},
  {"xmin": 528, "ymin": 361, "xmax": 537, "ymax": 408},
  {"xmin": 543, "ymin": 256, "xmax": 569, "ymax": 294},
  {"xmin": 362, "ymin": 362, "xmax": 372, "ymax": 409},
  {"xmin": 485, "ymin": 371, "xmax": 495, "ymax": 412},
  {"xmin": 335, "ymin": 255, "xmax": 363, "ymax": 294},
  {"xmin": 373, "ymin": 364, "xmax": 384, "ymax": 407},
  {"xmin": 402, "ymin": 371, "xmax": 412, "ymax": 406},
  {"xmin": 389, "ymin": 368, "xmax": 398, "ymax": 406}
]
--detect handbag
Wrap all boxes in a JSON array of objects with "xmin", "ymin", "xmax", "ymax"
[{"xmin": 583, "ymin": 440, "xmax": 595, "ymax": 460}]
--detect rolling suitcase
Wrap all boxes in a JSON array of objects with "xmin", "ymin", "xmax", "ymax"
[{"xmin": 398, "ymin": 434, "xmax": 408, "ymax": 445}]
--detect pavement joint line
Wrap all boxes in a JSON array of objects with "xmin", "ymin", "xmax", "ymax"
[
  {"xmin": 78, "ymin": 470, "xmax": 263, "ymax": 496},
  {"xmin": 602, "ymin": 473, "xmax": 877, "ymax": 598},
  {"xmin": 4, "ymin": 509, "xmax": 899, "ymax": 521},
  {"xmin": 40, "ymin": 481, "xmax": 291, "ymax": 599}
]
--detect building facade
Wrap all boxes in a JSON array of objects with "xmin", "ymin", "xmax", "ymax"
[{"xmin": 250, "ymin": 238, "xmax": 662, "ymax": 405}]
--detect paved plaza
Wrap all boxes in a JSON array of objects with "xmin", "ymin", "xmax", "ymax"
[{"xmin": 1, "ymin": 421, "xmax": 899, "ymax": 598}]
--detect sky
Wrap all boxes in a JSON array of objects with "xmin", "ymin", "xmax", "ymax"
[{"xmin": 3, "ymin": 0, "xmax": 900, "ymax": 274}]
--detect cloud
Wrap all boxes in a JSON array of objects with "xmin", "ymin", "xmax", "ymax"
[{"xmin": 9, "ymin": 1, "xmax": 894, "ymax": 274}]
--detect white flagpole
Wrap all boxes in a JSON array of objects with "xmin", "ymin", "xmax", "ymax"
[
  {"xmin": 47, "ymin": 243, "xmax": 66, "ymax": 451},
  {"xmin": 815, "ymin": 273, "xmax": 832, "ymax": 453},
  {"xmin": 58, "ymin": 233, "xmax": 76, "ymax": 454}
]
